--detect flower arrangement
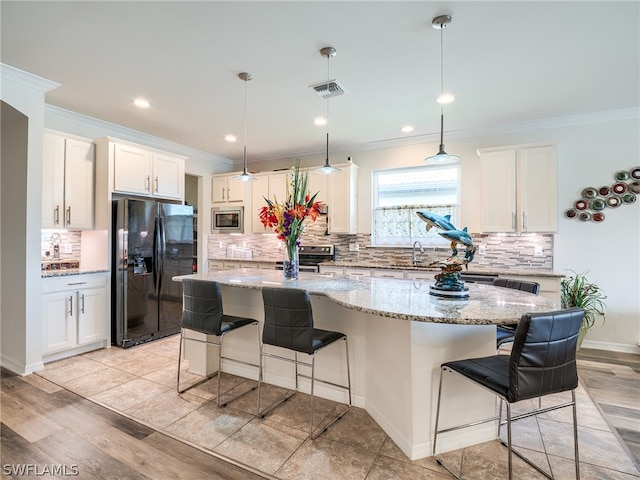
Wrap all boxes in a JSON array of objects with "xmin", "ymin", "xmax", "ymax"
[{"xmin": 259, "ymin": 162, "xmax": 324, "ymax": 275}]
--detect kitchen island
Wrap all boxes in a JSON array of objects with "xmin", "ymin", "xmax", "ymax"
[{"xmin": 174, "ymin": 269, "xmax": 556, "ymax": 460}]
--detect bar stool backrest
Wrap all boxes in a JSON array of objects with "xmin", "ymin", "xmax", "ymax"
[
  {"xmin": 262, "ymin": 288, "xmax": 315, "ymax": 355},
  {"xmin": 508, "ymin": 307, "xmax": 584, "ymax": 402},
  {"xmin": 181, "ymin": 279, "xmax": 224, "ymax": 336}
]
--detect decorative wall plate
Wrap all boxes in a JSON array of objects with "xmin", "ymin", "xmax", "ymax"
[
  {"xmin": 581, "ymin": 187, "xmax": 598, "ymax": 199},
  {"xmin": 564, "ymin": 208, "xmax": 577, "ymax": 218},
  {"xmin": 615, "ymin": 170, "xmax": 630, "ymax": 181},
  {"xmin": 590, "ymin": 198, "xmax": 606, "ymax": 211},
  {"xmin": 575, "ymin": 199, "xmax": 588, "ymax": 210},
  {"xmin": 592, "ymin": 212, "xmax": 605, "ymax": 222},
  {"xmin": 598, "ymin": 186, "xmax": 611, "ymax": 197},
  {"xmin": 613, "ymin": 182, "xmax": 628, "ymax": 194},
  {"xmin": 622, "ymin": 192, "xmax": 637, "ymax": 204},
  {"xmin": 629, "ymin": 181, "xmax": 640, "ymax": 194},
  {"xmin": 578, "ymin": 212, "xmax": 591, "ymax": 221},
  {"xmin": 606, "ymin": 195, "xmax": 622, "ymax": 208},
  {"xmin": 629, "ymin": 167, "xmax": 640, "ymax": 180}
]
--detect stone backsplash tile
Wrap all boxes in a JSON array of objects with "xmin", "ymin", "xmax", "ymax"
[{"xmin": 208, "ymin": 217, "xmax": 553, "ymax": 269}]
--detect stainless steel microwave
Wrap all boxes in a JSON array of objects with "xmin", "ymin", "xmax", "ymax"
[{"xmin": 211, "ymin": 206, "xmax": 244, "ymax": 234}]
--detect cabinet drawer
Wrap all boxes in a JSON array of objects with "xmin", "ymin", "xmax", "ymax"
[
  {"xmin": 372, "ymin": 270, "xmax": 405, "ymax": 279},
  {"xmin": 43, "ymin": 273, "xmax": 107, "ymax": 293},
  {"xmin": 344, "ymin": 268, "xmax": 371, "ymax": 277},
  {"xmin": 405, "ymin": 271, "xmax": 437, "ymax": 281}
]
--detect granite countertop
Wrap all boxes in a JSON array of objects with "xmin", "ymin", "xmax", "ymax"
[
  {"xmin": 174, "ymin": 269, "xmax": 556, "ymax": 326},
  {"xmin": 322, "ymin": 260, "xmax": 564, "ymax": 278},
  {"xmin": 42, "ymin": 269, "xmax": 109, "ymax": 278}
]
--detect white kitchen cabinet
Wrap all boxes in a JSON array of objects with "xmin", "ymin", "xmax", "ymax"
[
  {"xmin": 42, "ymin": 130, "xmax": 95, "ymax": 229},
  {"xmin": 96, "ymin": 138, "xmax": 186, "ymax": 201},
  {"xmin": 479, "ymin": 146, "xmax": 557, "ymax": 233},
  {"xmin": 212, "ymin": 173, "xmax": 246, "ymax": 204},
  {"xmin": 372, "ymin": 269, "xmax": 405, "ymax": 279},
  {"xmin": 42, "ymin": 273, "xmax": 108, "ymax": 357},
  {"xmin": 251, "ymin": 172, "xmax": 287, "ymax": 233},
  {"xmin": 344, "ymin": 267, "xmax": 371, "ymax": 278},
  {"xmin": 319, "ymin": 266, "xmax": 344, "ymax": 275},
  {"xmin": 405, "ymin": 271, "xmax": 437, "ymax": 281},
  {"xmin": 307, "ymin": 171, "xmax": 326, "ymax": 204},
  {"xmin": 325, "ymin": 162, "xmax": 358, "ymax": 234}
]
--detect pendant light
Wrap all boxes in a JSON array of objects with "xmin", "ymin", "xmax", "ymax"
[
  {"xmin": 232, "ymin": 72, "xmax": 257, "ymax": 182},
  {"xmin": 425, "ymin": 15, "xmax": 460, "ymax": 164},
  {"xmin": 315, "ymin": 47, "xmax": 342, "ymax": 175}
]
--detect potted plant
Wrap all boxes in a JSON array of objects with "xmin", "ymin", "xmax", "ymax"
[{"xmin": 560, "ymin": 270, "xmax": 606, "ymax": 349}]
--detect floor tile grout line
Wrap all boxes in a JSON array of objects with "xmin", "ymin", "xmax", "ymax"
[{"xmin": 33, "ymin": 372, "xmax": 278, "ymax": 480}]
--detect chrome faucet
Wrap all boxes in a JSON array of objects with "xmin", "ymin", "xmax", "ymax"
[{"xmin": 412, "ymin": 241, "xmax": 424, "ymax": 266}]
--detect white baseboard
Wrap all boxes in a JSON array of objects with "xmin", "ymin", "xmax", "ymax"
[
  {"xmin": 0, "ymin": 354, "xmax": 45, "ymax": 375},
  {"xmin": 581, "ymin": 340, "xmax": 640, "ymax": 355}
]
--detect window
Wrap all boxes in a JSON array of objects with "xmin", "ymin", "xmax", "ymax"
[{"xmin": 372, "ymin": 164, "xmax": 460, "ymax": 246}]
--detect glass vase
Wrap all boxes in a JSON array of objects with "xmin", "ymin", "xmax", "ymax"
[{"xmin": 283, "ymin": 245, "xmax": 299, "ymax": 281}]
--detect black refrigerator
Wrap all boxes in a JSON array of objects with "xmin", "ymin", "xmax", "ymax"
[{"xmin": 111, "ymin": 198, "xmax": 193, "ymax": 348}]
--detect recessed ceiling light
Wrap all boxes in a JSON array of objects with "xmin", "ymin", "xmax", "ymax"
[
  {"xmin": 314, "ymin": 116, "xmax": 327, "ymax": 126},
  {"xmin": 133, "ymin": 98, "xmax": 150, "ymax": 108},
  {"xmin": 225, "ymin": 134, "xmax": 237, "ymax": 142},
  {"xmin": 437, "ymin": 93, "xmax": 455, "ymax": 104},
  {"xmin": 401, "ymin": 125, "xmax": 415, "ymax": 133}
]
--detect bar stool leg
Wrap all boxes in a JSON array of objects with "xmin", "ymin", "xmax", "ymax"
[{"xmin": 176, "ymin": 328, "xmax": 184, "ymax": 393}]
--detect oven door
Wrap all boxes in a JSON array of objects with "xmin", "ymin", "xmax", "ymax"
[{"xmin": 275, "ymin": 262, "xmax": 319, "ymax": 273}]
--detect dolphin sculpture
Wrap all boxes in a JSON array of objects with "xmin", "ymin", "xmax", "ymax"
[
  {"xmin": 437, "ymin": 227, "xmax": 473, "ymax": 246},
  {"xmin": 415, "ymin": 211, "xmax": 456, "ymax": 232}
]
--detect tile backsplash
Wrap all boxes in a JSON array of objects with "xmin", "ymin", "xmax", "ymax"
[{"xmin": 208, "ymin": 217, "xmax": 554, "ymax": 270}]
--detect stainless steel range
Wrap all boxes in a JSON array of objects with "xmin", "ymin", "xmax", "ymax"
[{"xmin": 275, "ymin": 244, "xmax": 335, "ymax": 273}]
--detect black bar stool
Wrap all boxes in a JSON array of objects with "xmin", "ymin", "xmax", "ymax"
[
  {"xmin": 177, "ymin": 278, "xmax": 260, "ymax": 407},
  {"xmin": 257, "ymin": 287, "xmax": 351, "ymax": 439},
  {"xmin": 433, "ymin": 307, "xmax": 584, "ymax": 479}
]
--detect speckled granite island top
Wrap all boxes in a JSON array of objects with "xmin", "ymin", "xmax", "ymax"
[
  {"xmin": 41, "ymin": 269, "xmax": 109, "ymax": 278},
  {"xmin": 174, "ymin": 269, "xmax": 556, "ymax": 326}
]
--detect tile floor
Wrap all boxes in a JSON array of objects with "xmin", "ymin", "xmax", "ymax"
[{"xmin": 35, "ymin": 336, "xmax": 640, "ymax": 480}]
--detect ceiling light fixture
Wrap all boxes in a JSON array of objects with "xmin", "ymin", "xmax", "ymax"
[
  {"xmin": 232, "ymin": 72, "xmax": 257, "ymax": 182},
  {"xmin": 314, "ymin": 47, "xmax": 342, "ymax": 175},
  {"xmin": 133, "ymin": 98, "xmax": 150, "ymax": 108},
  {"xmin": 426, "ymin": 15, "xmax": 460, "ymax": 164}
]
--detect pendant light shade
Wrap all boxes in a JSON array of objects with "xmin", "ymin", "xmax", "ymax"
[
  {"xmin": 233, "ymin": 72, "xmax": 257, "ymax": 182},
  {"xmin": 315, "ymin": 47, "xmax": 342, "ymax": 175},
  {"xmin": 425, "ymin": 15, "xmax": 460, "ymax": 164}
]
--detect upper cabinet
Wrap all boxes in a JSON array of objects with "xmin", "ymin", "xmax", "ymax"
[
  {"xmin": 479, "ymin": 146, "xmax": 557, "ymax": 233},
  {"xmin": 325, "ymin": 162, "xmax": 359, "ymax": 234},
  {"xmin": 95, "ymin": 138, "xmax": 185, "ymax": 202},
  {"xmin": 42, "ymin": 130, "xmax": 95, "ymax": 229},
  {"xmin": 250, "ymin": 172, "xmax": 287, "ymax": 233},
  {"xmin": 211, "ymin": 173, "xmax": 246, "ymax": 204}
]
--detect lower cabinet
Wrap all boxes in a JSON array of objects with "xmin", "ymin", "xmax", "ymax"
[{"xmin": 42, "ymin": 273, "xmax": 108, "ymax": 357}]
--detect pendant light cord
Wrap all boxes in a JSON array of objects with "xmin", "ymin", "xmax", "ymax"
[
  {"xmin": 243, "ymin": 76, "xmax": 248, "ymax": 172},
  {"xmin": 439, "ymin": 25, "xmax": 445, "ymax": 147},
  {"xmin": 326, "ymin": 53, "xmax": 330, "ymax": 158}
]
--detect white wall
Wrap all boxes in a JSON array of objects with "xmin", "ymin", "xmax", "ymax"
[{"xmin": 250, "ymin": 112, "xmax": 640, "ymax": 351}]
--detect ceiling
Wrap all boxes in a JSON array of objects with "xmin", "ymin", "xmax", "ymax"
[{"xmin": 2, "ymin": 1, "xmax": 638, "ymax": 165}]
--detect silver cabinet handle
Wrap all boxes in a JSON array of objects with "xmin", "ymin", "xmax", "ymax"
[
  {"xmin": 66, "ymin": 206, "xmax": 71, "ymax": 225},
  {"xmin": 154, "ymin": 176, "xmax": 159, "ymax": 193},
  {"xmin": 68, "ymin": 295, "xmax": 73, "ymax": 316},
  {"xmin": 81, "ymin": 294, "xmax": 85, "ymax": 314},
  {"xmin": 54, "ymin": 205, "xmax": 60, "ymax": 225},
  {"xmin": 146, "ymin": 175, "xmax": 151, "ymax": 191},
  {"xmin": 222, "ymin": 187, "xmax": 226, "ymax": 201},
  {"xmin": 512, "ymin": 212, "xmax": 516, "ymax": 230},
  {"xmin": 522, "ymin": 212, "xmax": 527, "ymax": 231}
]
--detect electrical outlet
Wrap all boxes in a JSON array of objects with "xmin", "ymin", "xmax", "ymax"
[
  {"xmin": 534, "ymin": 245, "xmax": 543, "ymax": 256},
  {"xmin": 478, "ymin": 245, "xmax": 487, "ymax": 255},
  {"xmin": 64, "ymin": 244, "xmax": 72, "ymax": 254}
]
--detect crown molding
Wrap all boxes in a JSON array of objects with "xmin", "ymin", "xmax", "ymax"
[
  {"xmin": 0, "ymin": 63, "xmax": 61, "ymax": 92},
  {"xmin": 44, "ymin": 104, "xmax": 233, "ymax": 166},
  {"xmin": 248, "ymin": 107, "xmax": 639, "ymax": 165}
]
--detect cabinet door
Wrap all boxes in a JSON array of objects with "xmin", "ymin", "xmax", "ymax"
[
  {"xmin": 326, "ymin": 163, "xmax": 358, "ymax": 234},
  {"xmin": 480, "ymin": 150, "xmax": 517, "ymax": 232},
  {"xmin": 113, "ymin": 143, "xmax": 152, "ymax": 195},
  {"xmin": 372, "ymin": 270, "xmax": 405, "ymax": 279},
  {"xmin": 211, "ymin": 176, "xmax": 228, "ymax": 203},
  {"xmin": 152, "ymin": 153, "xmax": 184, "ymax": 200},
  {"xmin": 77, "ymin": 287, "xmax": 107, "ymax": 345},
  {"xmin": 251, "ymin": 175, "xmax": 270, "ymax": 233},
  {"xmin": 226, "ymin": 176, "xmax": 246, "ymax": 202},
  {"xmin": 307, "ymin": 171, "xmax": 326, "ymax": 204},
  {"xmin": 42, "ymin": 291, "xmax": 75, "ymax": 354},
  {"xmin": 344, "ymin": 267, "xmax": 371, "ymax": 278},
  {"xmin": 64, "ymin": 138, "xmax": 95, "ymax": 229},
  {"xmin": 42, "ymin": 132, "xmax": 65, "ymax": 228},
  {"xmin": 268, "ymin": 173, "xmax": 287, "ymax": 204},
  {"xmin": 518, "ymin": 146, "xmax": 557, "ymax": 232}
]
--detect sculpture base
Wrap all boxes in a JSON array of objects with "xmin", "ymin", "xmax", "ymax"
[{"xmin": 429, "ymin": 284, "xmax": 470, "ymax": 298}]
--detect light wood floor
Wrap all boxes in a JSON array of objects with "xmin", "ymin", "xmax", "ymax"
[{"xmin": 2, "ymin": 341, "xmax": 638, "ymax": 479}]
